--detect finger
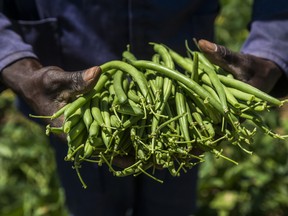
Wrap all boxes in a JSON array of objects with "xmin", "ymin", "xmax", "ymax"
[
  {"xmin": 69, "ymin": 66, "xmax": 102, "ymax": 95},
  {"xmin": 48, "ymin": 66, "xmax": 101, "ymax": 124},
  {"xmin": 198, "ymin": 39, "xmax": 283, "ymax": 92},
  {"xmin": 198, "ymin": 39, "xmax": 252, "ymax": 81}
]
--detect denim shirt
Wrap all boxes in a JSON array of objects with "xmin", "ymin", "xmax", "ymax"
[
  {"xmin": 241, "ymin": 0, "xmax": 288, "ymax": 78},
  {"xmin": 0, "ymin": 0, "xmax": 220, "ymax": 92},
  {"xmin": 240, "ymin": 0, "xmax": 288, "ymax": 97},
  {"xmin": 0, "ymin": 0, "xmax": 288, "ymax": 91}
]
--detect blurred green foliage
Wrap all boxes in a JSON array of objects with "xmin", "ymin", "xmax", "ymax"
[
  {"xmin": 195, "ymin": 1, "xmax": 288, "ymax": 215},
  {"xmin": 0, "ymin": 91, "xmax": 68, "ymax": 216},
  {"xmin": 215, "ymin": 0, "xmax": 253, "ymax": 51},
  {"xmin": 196, "ymin": 109, "xmax": 288, "ymax": 216}
]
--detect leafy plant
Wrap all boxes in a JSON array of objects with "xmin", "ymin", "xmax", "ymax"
[
  {"xmin": 215, "ymin": 0, "xmax": 253, "ymax": 51},
  {"xmin": 0, "ymin": 90, "xmax": 68, "ymax": 216},
  {"xmin": 195, "ymin": 1, "xmax": 288, "ymax": 215},
  {"xmin": 196, "ymin": 107, "xmax": 288, "ymax": 216}
]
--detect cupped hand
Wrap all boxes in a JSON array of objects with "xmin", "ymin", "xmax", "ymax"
[
  {"xmin": 1, "ymin": 58, "xmax": 101, "ymax": 127},
  {"xmin": 197, "ymin": 39, "xmax": 283, "ymax": 94}
]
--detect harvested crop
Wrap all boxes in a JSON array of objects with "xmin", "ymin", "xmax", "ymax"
[{"xmin": 32, "ymin": 43, "xmax": 288, "ymax": 187}]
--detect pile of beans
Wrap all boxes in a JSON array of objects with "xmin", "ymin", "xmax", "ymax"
[{"xmin": 43, "ymin": 43, "xmax": 287, "ymax": 186}]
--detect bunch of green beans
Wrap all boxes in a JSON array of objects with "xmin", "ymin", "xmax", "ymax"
[{"xmin": 40, "ymin": 43, "xmax": 287, "ymax": 186}]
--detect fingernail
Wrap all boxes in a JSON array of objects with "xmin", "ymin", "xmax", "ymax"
[
  {"xmin": 83, "ymin": 66, "xmax": 101, "ymax": 82},
  {"xmin": 199, "ymin": 40, "xmax": 217, "ymax": 52}
]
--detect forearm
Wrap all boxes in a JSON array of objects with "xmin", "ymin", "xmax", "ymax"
[
  {"xmin": 0, "ymin": 58, "xmax": 42, "ymax": 95},
  {"xmin": 0, "ymin": 13, "xmax": 37, "ymax": 92},
  {"xmin": 241, "ymin": 19, "xmax": 288, "ymax": 76},
  {"xmin": 241, "ymin": 2, "xmax": 288, "ymax": 96}
]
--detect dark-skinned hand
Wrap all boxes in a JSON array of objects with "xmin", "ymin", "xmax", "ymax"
[
  {"xmin": 0, "ymin": 58, "xmax": 101, "ymax": 127},
  {"xmin": 198, "ymin": 39, "xmax": 285, "ymax": 95},
  {"xmin": 0, "ymin": 58, "xmax": 138, "ymax": 168}
]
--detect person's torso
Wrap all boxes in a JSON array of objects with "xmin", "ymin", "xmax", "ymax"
[{"xmin": 1, "ymin": 0, "xmax": 219, "ymax": 70}]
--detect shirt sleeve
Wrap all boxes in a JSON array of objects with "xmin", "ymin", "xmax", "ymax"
[
  {"xmin": 241, "ymin": 0, "xmax": 288, "ymax": 76},
  {"xmin": 241, "ymin": 19, "xmax": 288, "ymax": 75},
  {"xmin": 0, "ymin": 13, "xmax": 37, "ymax": 91}
]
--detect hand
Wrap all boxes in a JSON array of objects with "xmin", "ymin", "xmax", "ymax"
[
  {"xmin": 197, "ymin": 39, "xmax": 284, "ymax": 94},
  {"xmin": 1, "ymin": 58, "xmax": 101, "ymax": 127}
]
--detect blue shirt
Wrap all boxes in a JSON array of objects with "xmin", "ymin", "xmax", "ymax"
[
  {"xmin": 0, "ymin": 0, "xmax": 288, "ymax": 90},
  {"xmin": 241, "ymin": 0, "xmax": 288, "ymax": 75},
  {"xmin": 0, "ymin": 0, "xmax": 218, "ymax": 70},
  {"xmin": 0, "ymin": 2, "xmax": 217, "ymax": 216}
]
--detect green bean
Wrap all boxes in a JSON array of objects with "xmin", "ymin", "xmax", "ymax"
[
  {"xmin": 150, "ymin": 44, "xmax": 175, "ymax": 150},
  {"xmin": 238, "ymin": 110, "xmax": 283, "ymax": 139},
  {"xmin": 63, "ymin": 108, "xmax": 82, "ymax": 133},
  {"xmin": 67, "ymin": 120, "xmax": 86, "ymax": 142},
  {"xmin": 110, "ymin": 114, "xmax": 122, "ymax": 128},
  {"xmin": 45, "ymin": 125, "xmax": 63, "ymax": 135},
  {"xmin": 152, "ymin": 43, "xmax": 175, "ymax": 69},
  {"xmin": 100, "ymin": 91, "xmax": 112, "ymax": 133},
  {"xmin": 167, "ymin": 47, "xmax": 193, "ymax": 73},
  {"xmin": 83, "ymin": 139, "xmax": 95, "ymax": 159},
  {"xmin": 88, "ymin": 119, "xmax": 101, "ymax": 140},
  {"xmin": 203, "ymin": 120, "xmax": 215, "ymax": 138},
  {"xmin": 186, "ymin": 99, "xmax": 207, "ymax": 137},
  {"xmin": 115, "ymin": 99, "xmax": 144, "ymax": 116},
  {"xmin": 218, "ymin": 74, "xmax": 282, "ymax": 106},
  {"xmin": 94, "ymin": 69, "xmax": 117, "ymax": 93},
  {"xmin": 121, "ymin": 115, "xmax": 144, "ymax": 129},
  {"xmin": 129, "ymin": 60, "xmax": 224, "ymax": 115},
  {"xmin": 156, "ymin": 113, "xmax": 187, "ymax": 133},
  {"xmin": 146, "ymin": 75, "xmax": 159, "ymax": 105},
  {"xmin": 51, "ymin": 103, "xmax": 71, "ymax": 119},
  {"xmin": 101, "ymin": 130, "xmax": 110, "ymax": 149},
  {"xmin": 192, "ymin": 52, "xmax": 199, "ymax": 82},
  {"xmin": 175, "ymin": 86, "xmax": 190, "ymax": 143},
  {"xmin": 107, "ymin": 81, "xmax": 116, "ymax": 97},
  {"xmin": 199, "ymin": 62, "xmax": 228, "ymax": 113},
  {"xmin": 64, "ymin": 96, "xmax": 89, "ymax": 119},
  {"xmin": 152, "ymin": 53, "xmax": 164, "ymax": 91},
  {"xmin": 113, "ymin": 70, "xmax": 128, "ymax": 104},
  {"xmin": 196, "ymin": 51, "xmax": 215, "ymax": 69},
  {"xmin": 29, "ymin": 103, "xmax": 71, "ymax": 120},
  {"xmin": 122, "ymin": 50, "xmax": 137, "ymax": 62},
  {"xmin": 122, "ymin": 75, "xmax": 129, "ymax": 94},
  {"xmin": 179, "ymin": 82, "xmax": 222, "ymax": 124},
  {"xmin": 222, "ymin": 85, "xmax": 241, "ymax": 109},
  {"xmin": 127, "ymin": 89, "xmax": 141, "ymax": 103},
  {"xmin": 100, "ymin": 60, "xmax": 152, "ymax": 104},
  {"xmin": 90, "ymin": 93, "xmax": 105, "ymax": 126},
  {"xmin": 163, "ymin": 103, "xmax": 176, "ymax": 130},
  {"xmin": 81, "ymin": 101, "xmax": 93, "ymax": 130},
  {"xmin": 185, "ymin": 101, "xmax": 195, "ymax": 132},
  {"xmin": 66, "ymin": 131, "xmax": 87, "ymax": 161},
  {"xmin": 202, "ymin": 83, "xmax": 220, "ymax": 101},
  {"xmin": 227, "ymin": 87, "xmax": 256, "ymax": 103}
]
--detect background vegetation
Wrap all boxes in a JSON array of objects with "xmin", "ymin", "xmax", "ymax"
[
  {"xmin": 196, "ymin": 1, "xmax": 288, "ymax": 215},
  {"xmin": 1, "ymin": 0, "xmax": 288, "ymax": 215},
  {"xmin": 0, "ymin": 91, "xmax": 68, "ymax": 216}
]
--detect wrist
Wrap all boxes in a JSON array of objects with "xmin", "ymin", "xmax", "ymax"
[{"xmin": 1, "ymin": 58, "xmax": 42, "ymax": 95}]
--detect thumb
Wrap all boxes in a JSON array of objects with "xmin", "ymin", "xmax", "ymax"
[
  {"xmin": 197, "ymin": 39, "xmax": 251, "ymax": 82},
  {"xmin": 197, "ymin": 39, "xmax": 283, "ymax": 93},
  {"xmin": 68, "ymin": 66, "xmax": 102, "ymax": 96}
]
